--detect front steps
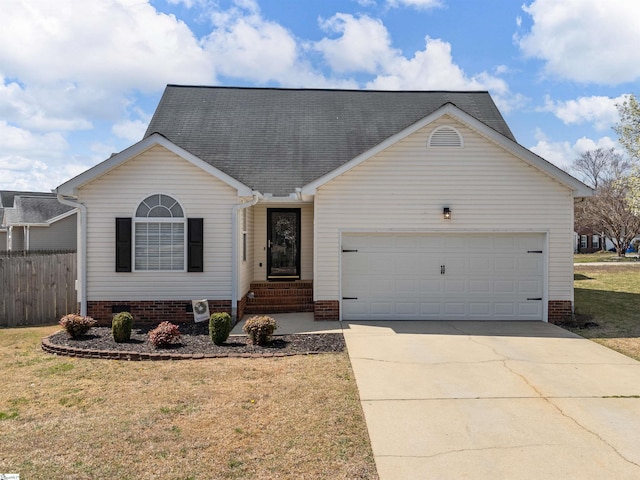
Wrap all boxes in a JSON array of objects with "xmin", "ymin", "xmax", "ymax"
[{"xmin": 244, "ymin": 281, "xmax": 313, "ymax": 314}]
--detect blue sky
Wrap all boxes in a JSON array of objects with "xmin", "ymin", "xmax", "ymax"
[{"xmin": 1, "ymin": 0, "xmax": 638, "ymax": 191}]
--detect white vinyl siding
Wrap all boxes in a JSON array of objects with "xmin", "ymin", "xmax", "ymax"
[
  {"xmin": 79, "ymin": 145, "xmax": 238, "ymax": 301},
  {"xmin": 28, "ymin": 214, "xmax": 77, "ymax": 251},
  {"xmin": 314, "ymin": 115, "xmax": 575, "ymax": 313},
  {"xmin": 238, "ymin": 204, "xmax": 254, "ymax": 299}
]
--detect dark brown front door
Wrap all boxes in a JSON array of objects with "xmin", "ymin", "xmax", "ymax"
[{"xmin": 267, "ymin": 208, "xmax": 301, "ymax": 280}]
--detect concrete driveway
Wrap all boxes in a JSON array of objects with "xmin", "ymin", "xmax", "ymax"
[{"xmin": 342, "ymin": 321, "xmax": 640, "ymax": 480}]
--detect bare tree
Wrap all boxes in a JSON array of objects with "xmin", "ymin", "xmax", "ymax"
[
  {"xmin": 573, "ymin": 148, "xmax": 634, "ymax": 253},
  {"xmin": 576, "ymin": 178, "xmax": 640, "ymax": 256},
  {"xmin": 572, "ymin": 147, "xmax": 629, "ymax": 189}
]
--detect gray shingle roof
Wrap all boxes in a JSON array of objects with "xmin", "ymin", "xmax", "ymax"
[
  {"xmin": 144, "ymin": 86, "xmax": 515, "ymax": 196},
  {"xmin": 1, "ymin": 193, "xmax": 75, "ymax": 225}
]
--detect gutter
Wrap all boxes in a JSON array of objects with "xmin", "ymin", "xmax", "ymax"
[
  {"xmin": 57, "ymin": 193, "xmax": 87, "ymax": 316},
  {"xmin": 231, "ymin": 191, "xmax": 262, "ymax": 321}
]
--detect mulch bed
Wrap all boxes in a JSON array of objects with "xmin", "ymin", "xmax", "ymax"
[{"xmin": 42, "ymin": 323, "xmax": 346, "ymax": 360}]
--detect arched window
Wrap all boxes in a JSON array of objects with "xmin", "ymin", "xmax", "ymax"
[
  {"xmin": 134, "ymin": 194, "xmax": 185, "ymax": 271},
  {"xmin": 428, "ymin": 125, "xmax": 463, "ymax": 148}
]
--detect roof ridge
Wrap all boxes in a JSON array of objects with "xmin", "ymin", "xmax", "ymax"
[{"xmin": 164, "ymin": 84, "xmax": 491, "ymax": 95}]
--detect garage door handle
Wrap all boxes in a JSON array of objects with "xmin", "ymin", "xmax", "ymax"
[
  {"xmin": 342, "ymin": 297, "xmax": 358, "ymax": 300},
  {"xmin": 527, "ymin": 250, "xmax": 543, "ymax": 253},
  {"xmin": 342, "ymin": 249, "xmax": 358, "ymax": 253},
  {"xmin": 527, "ymin": 297, "xmax": 542, "ymax": 301}
]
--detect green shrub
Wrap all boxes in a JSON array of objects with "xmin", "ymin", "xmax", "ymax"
[
  {"xmin": 243, "ymin": 315, "xmax": 277, "ymax": 346},
  {"xmin": 148, "ymin": 321, "xmax": 181, "ymax": 348},
  {"xmin": 112, "ymin": 311, "xmax": 134, "ymax": 343},
  {"xmin": 209, "ymin": 312, "xmax": 232, "ymax": 345},
  {"xmin": 59, "ymin": 313, "xmax": 97, "ymax": 338}
]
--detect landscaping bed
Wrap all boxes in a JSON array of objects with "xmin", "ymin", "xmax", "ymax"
[{"xmin": 43, "ymin": 322, "xmax": 346, "ymax": 360}]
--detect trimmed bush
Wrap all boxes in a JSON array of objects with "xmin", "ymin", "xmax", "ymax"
[
  {"xmin": 112, "ymin": 311, "xmax": 134, "ymax": 343},
  {"xmin": 59, "ymin": 313, "xmax": 97, "ymax": 338},
  {"xmin": 243, "ymin": 315, "xmax": 277, "ymax": 346},
  {"xmin": 209, "ymin": 312, "xmax": 232, "ymax": 345},
  {"xmin": 148, "ymin": 321, "xmax": 181, "ymax": 348}
]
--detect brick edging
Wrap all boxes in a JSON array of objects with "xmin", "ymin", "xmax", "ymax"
[{"xmin": 41, "ymin": 336, "xmax": 327, "ymax": 361}]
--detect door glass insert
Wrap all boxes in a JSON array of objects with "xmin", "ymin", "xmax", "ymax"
[{"xmin": 267, "ymin": 209, "xmax": 301, "ymax": 279}]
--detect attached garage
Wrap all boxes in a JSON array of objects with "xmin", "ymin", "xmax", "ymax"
[{"xmin": 341, "ymin": 232, "xmax": 546, "ymax": 321}]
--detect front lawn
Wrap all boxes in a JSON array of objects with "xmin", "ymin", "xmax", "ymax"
[
  {"xmin": 571, "ymin": 265, "xmax": 640, "ymax": 361},
  {"xmin": 0, "ymin": 325, "xmax": 378, "ymax": 480},
  {"xmin": 574, "ymin": 252, "xmax": 639, "ymax": 263}
]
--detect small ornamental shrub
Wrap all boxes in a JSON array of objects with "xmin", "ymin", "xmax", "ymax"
[
  {"xmin": 59, "ymin": 313, "xmax": 97, "ymax": 338},
  {"xmin": 243, "ymin": 315, "xmax": 277, "ymax": 346},
  {"xmin": 112, "ymin": 311, "xmax": 134, "ymax": 343},
  {"xmin": 148, "ymin": 321, "xmax": 181, "ymax": 348},
  {"xmin": 209, "ymin": 312, "xmax": 232, "ymax": 345}
]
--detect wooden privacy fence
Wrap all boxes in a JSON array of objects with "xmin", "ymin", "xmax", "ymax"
[{"xmin": 0, "ymin": 251, "xmax": 77, "ymax": 327}]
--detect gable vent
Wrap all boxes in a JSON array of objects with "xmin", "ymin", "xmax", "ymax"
[{"xmin": 428, "ymin": 126, "xmax": 463, "ymax": 148}]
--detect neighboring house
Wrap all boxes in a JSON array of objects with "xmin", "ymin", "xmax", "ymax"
[
  {"xmin": 575, "ymin": 231, "xmax": 602, "ymax": 253},
  {"xmin": 0, "ymin": 191, "xmax": 77, "ymax": 251},
  {"xmin": 56, "ymin": 86, "xmax": 592, "ymax": 325}
]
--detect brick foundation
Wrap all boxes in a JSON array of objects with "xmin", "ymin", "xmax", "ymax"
[
  {"xmin": 548, "ymin": 300, "xmax": 573, "ymax": 324},
  {"xmin": 88, "ymin": 300, "xmax": 232, "ymax": 326},
  {"xmin": 314, "ymin": 300, "xmax": 340, "ymax": 321}
]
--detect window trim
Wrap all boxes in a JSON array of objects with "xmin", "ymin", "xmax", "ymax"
[
  {"xmin": 580, "ymin": 235, "xmax": 588, "ymax": 249},
  {"xmin": 592, "ymin": 235, "xmax": 600, "ymax": 249},
  {"xmin": 133, "ymin": 194, "xmax": 187, "ymax": 273}
]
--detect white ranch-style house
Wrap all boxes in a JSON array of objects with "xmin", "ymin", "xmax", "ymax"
[{"xmin": 56, "ymin": 86, "xmax": 592, "ymax": 325}]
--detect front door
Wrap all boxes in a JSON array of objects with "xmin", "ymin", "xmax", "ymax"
[{"xmin": 267, "ymin": 208, "xmax": 301, "ymax": 280}]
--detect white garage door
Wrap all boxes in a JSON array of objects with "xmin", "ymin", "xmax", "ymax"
[{"xmin": 341, "ymin": 233, "xmax": 545, "ymax": 321}]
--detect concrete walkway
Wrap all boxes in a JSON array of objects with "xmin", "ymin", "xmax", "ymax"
[{"xmin": 342, "ymin": 321, "xmax": 640, "ymax": 480}]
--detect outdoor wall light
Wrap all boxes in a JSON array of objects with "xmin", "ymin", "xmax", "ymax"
[{"xmin": 443, "ymin": 207, "xmax": 451, "ymax": 220}]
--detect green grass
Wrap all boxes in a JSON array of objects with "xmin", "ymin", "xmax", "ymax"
[
  {"xmin": 0, "ymin": 325, "xmax": 378, "ymax": 480},
  {"xmin": 572, "ymin": 265, "xmax": 640, "ymax": 360},
  {"xmin": 574, "ymin": 252, "xmax": 639, "ymax": 263}
]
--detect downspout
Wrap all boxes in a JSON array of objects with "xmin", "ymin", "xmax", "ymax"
[
  {"xmin": 57, "ymin": 193, "xmax": 87, "ymax": 316},
  {"xmin": 231, "ymin": 191, "xmax": 262, "ymax": 322}
]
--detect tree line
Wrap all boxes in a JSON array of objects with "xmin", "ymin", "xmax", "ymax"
[{"xmin": 573, "ymin": 94, "xmax": 640, "ymax": 256}]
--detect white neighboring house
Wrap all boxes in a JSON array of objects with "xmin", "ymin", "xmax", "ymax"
[
  {"xmin": 0, "ymin": 191, "xmax": 77, "ymax": 252},
  {"xmin": 55, "ymin": 86, "xmax": 593, "ymax": 325}
]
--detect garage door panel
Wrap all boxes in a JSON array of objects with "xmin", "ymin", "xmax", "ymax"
[
  {"xmin": 469, "ymin": 279, "xmax": 492, "ymax": 294},
  {"xmin": 341, "ymin": 233, "xmax": 545, "ymax": 321}
]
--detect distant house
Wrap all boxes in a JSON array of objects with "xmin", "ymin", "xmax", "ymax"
[
  {"xmin": 0, "ymin": 191, "xmax": 77, "ymax": 252},
  {"xmin": 56, "ymin": 86, "xmax": 592, "ymax": 325},
  {"xmin": 575, "ymin": 230, "xmax": 602, "ymax": 253}
]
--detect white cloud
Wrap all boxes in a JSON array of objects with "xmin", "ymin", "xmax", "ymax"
[
  {"xmin": 0, "ymin": 0, "xmax": 214, "ymax": 92},
  {"xmin": 386, "ymin": 0, "xmax": 443, "ymax": 9},
  {"xmin": 112, "ymin": 120, "xmax": 148, "ymax": 142},
  {"xmin": 315, "ymin": 14, "xmax": 398, "ymax": 74},
  {"xmin": 542, "ymin": 94, "xmax": 627, "ymax": 131},
  {"xmin": 363, "ymin": 36, "xmax": 522, "ymax": 112},
  {"xmin": 518, "ymin": 0, "xmax": 640, "ymax": 84},
  {"xmin": 202, "ymin": 3, "xmax": 298, "ymax": 82},
  {"xmin": 529, "ymin": 128, "xmax": 622, "ymax": 170}
]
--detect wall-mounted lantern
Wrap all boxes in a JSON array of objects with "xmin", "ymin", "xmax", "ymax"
[{"xmin": 443, "ymin": 207, "xmax": 451, "ymax": 220}]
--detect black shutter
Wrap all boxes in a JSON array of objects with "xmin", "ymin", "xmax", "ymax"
[
  {"xmin": 115, "ymin": 218, "xmax": 132, "ymax": 272},
  {"xmin": 188, "ymin": 218, "xmax": 204, "ymax": 272}
]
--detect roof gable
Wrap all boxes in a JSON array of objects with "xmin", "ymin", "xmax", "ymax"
[
  {"xmin": 56, "ymin": 134, "xmax": 253, "ymax": 197},
  {"xmin": 302, "ymin": 104, "xmax": 593, "ymax": 197},
  {"xmin": 145, "ymin": 86, "xmax": 516, "ymax": 196}
]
